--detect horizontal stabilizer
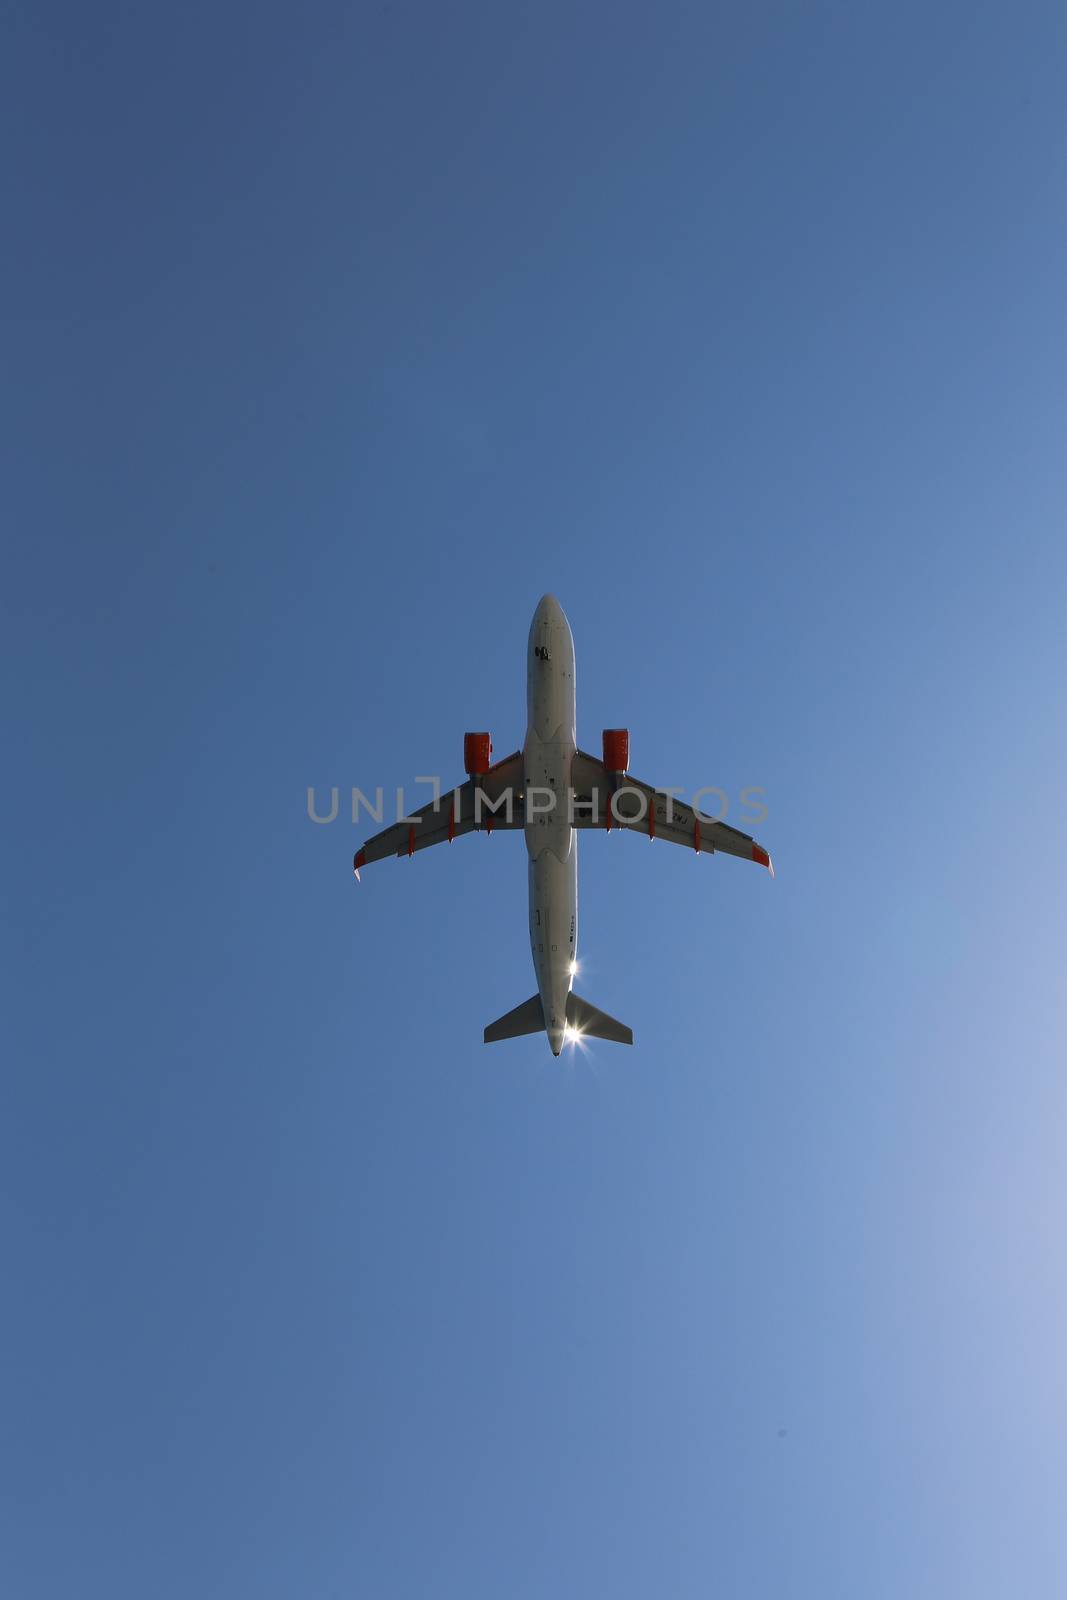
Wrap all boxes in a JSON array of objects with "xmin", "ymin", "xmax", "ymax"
[
  {"xmin": 484, "ymin": 993, "xmax": 545, "ymax": 1044},
  {"xmin": 566, "ymin": 991, "xmax": 633, "ymax": 1045}
]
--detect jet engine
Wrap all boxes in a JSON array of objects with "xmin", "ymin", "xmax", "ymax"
[
  {"xmin": 464, "ymin": 732, "xmax": 493, "ymax": 777},
  {"xmin": 602, "ymin": 728, "xmax": 629, "ymax": 775}
]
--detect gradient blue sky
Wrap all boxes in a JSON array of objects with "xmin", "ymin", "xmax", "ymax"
[{"xmin": 5, "ymin": 3, "xmax": 1067, "ymax": 1596}]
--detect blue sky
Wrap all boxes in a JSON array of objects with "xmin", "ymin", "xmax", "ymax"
[{"xmin": 5, "ymin": 2, "xmax": 1067, "ymax": 1595}]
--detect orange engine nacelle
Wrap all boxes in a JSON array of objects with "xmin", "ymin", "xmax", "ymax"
[
  {"xmin": 464, "ymin": 732, "xmax": 493, "ymax": 776},
  {"xmin": 602, "ymin": 728, "xmax": 629, "ymax": 773}
]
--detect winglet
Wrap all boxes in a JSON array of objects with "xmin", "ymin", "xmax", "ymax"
[
  {"xmin": 353, "ymin": 849, "xmax": 366, "ymax": 881},
  {"xmin": 752, "ymin": 844, "xmax": 774, "ymax": 876}
]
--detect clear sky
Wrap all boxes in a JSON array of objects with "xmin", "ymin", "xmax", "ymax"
[{"xmin": 5, "ymin": 3, "xmax": 1067, "ymax": 1596}]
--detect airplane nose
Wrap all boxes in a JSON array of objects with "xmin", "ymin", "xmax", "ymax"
[{"xmin": 536, "ymin": 593, "xmax": 563, "ymax": 622}]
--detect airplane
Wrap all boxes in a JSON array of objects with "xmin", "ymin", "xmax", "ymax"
[{"xmin": 353, "ymin": 595, "xmax": 773, "ymax": 1055}]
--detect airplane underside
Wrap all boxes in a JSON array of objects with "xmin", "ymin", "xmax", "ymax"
[{"xmin": 352, "ymin": 595, "xmax": 772, "ymax": 1055}]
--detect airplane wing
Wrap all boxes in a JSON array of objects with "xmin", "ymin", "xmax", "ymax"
[
  {"xmin": 570, "ymin": 750, "xmax": 773, "ymax": 872},
  {"xmin": 353, "ymin": 751, "xmax": 524, "ymax": 874}
]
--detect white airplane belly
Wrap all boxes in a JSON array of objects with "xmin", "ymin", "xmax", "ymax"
[
  {"xmin": 527, "ymin": 837, "xmax": 577, "ymax": 1055},
  {"xmin": 527, "ymin": 594, "xmax": 576, "ymax": 742},
  {"xmin": 524, "ymin": 593, "xmax": 579, "ymax": 1055}
]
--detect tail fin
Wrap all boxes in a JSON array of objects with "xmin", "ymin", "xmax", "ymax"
[
  {"xmin": 566, "ymin": 991, "xmax": 633, "ymax": 1045},
  {"xmin": 483, "ymin": 989, "xmax": 633, "ymax": 1046},
  {"xmin": 484, "ymin": 993, "xmax": 545, "ymax": 1044}
]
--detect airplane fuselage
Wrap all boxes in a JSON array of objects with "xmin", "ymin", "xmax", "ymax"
[{"xmin": 524, "ymin": 595, "xmax": 577, "ymax": 1056}]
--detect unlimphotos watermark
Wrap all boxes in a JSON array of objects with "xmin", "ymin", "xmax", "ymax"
[{"xmin": 306, "ymin": 779, "xmax": 768, "ymax": 829}]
